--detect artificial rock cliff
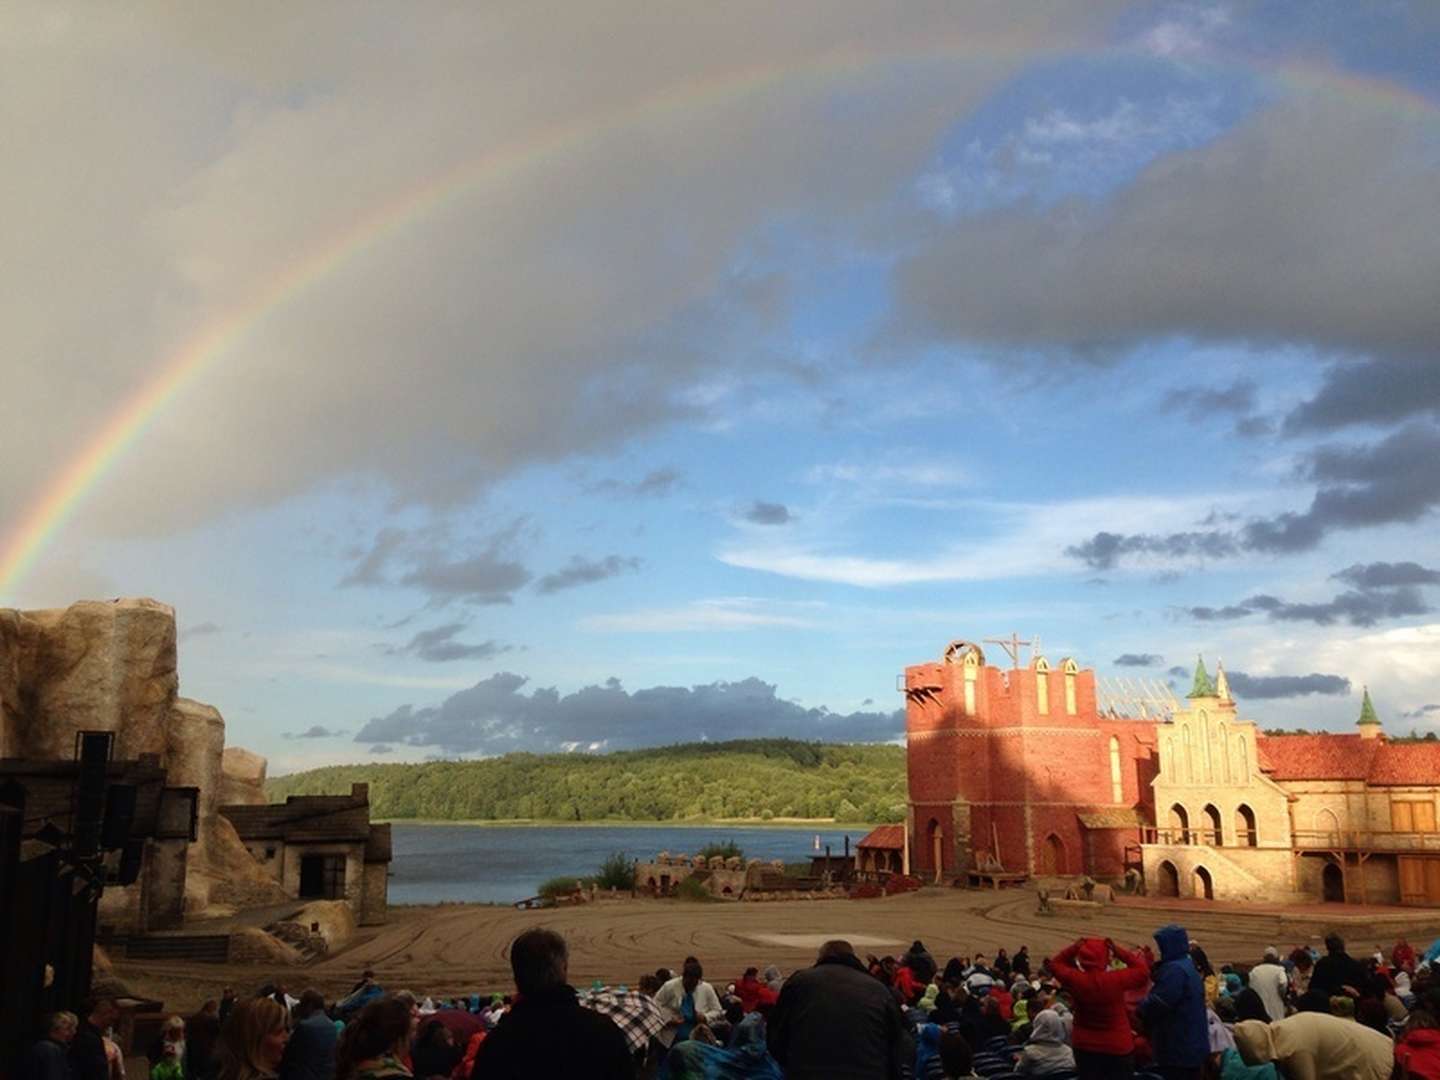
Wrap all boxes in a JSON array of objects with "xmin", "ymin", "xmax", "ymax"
[{"xmin": 0, "ymin": 597, "xmax": 286, "ymax": 920}]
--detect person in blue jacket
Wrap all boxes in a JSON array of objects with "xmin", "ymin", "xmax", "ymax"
[{"xmin": 1139, "ymin": 924, "xmax": 1208, "ymax": 1080}]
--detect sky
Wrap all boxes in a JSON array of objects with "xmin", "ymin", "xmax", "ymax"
[{"xmin": 3, "ymin": 1, "xmax": 1439, "ymax": 773}]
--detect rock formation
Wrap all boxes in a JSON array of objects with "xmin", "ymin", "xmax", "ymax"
[{"xmin": 0, "ymin": 597, "xmax": 286, "ymax": 919}]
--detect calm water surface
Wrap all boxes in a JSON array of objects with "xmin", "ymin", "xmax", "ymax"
[{"xmin": 387, "ymin": 823, "xmax": 866, "ymax": 905}]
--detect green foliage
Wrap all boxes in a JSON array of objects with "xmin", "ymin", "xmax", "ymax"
[
  {"xmin": 696, "ymin": 840, "xmax": 744, "ymax": 861},
  {"xmin": 595, "ymin": 851, "xmax": 636, "ymax": 890},
  {"xmin": 674, "ymin": 875, "xmax": 713, "ymax": 902},
  {"xmin": 537, "ymin": 875, "xmax": 590, "ymax": 898},
  {"xmin": 264, "ymin": 739, "xmax": 906, "ymax": 823}
]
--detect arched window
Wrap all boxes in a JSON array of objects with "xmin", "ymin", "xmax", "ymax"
[
  {"xmin": 1169, "ymin": 803, "xmax": 1190, "ymax": 845},
  {"xmin": 1202, "ymin": 803, "xmax": 1223, "ymax": 846},
  {"xmin": 1194, "ymin": 865, "xmax": 1214, "ymax": 900},
  {"xmin": 1236, "ymin": 804, "xmax": 1258, "ymax": 847},
  {"xmin": 1109, "ymin": 736, "xmax": 1123, "ymax": 803},
  {"xmin": 1062, "ymin": 658, "xmax": 1079, "ymax": 715},
  {"xmin": 1316, "ymin": 807, "xmax": 1340, "ymax": 843},
  {"xmin": 963, "ymin": 650, "xmax": 980, "ymax": 714},
  {"xmin": 1034, "ymin": 657, "xmax": 1051, "ymax": 715}
]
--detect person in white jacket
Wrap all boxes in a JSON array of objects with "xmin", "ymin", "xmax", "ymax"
[
  {"xmin": 654, "ymin": 958, "xmax": 724, "ymax": 1048},
  {"xmin": 1234, "ymin": 1013, "xmax": 1392, "ymax": 1080}
]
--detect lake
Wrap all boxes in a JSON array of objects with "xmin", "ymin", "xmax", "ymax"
[{"xmin": 387, "ymin": 823, "xmax": 868, "ymax": 905}]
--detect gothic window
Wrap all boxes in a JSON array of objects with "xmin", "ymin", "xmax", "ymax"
[
  {"xmin": 1035, "ymin": 657, "xmax": 1051, "ymax": 715},
  {"xmin": 1062, "ymin": 658, "xmax": 1078, "ymax": 715},
  {"xmin": 1109, "ymin": 736, "xmax": 1123, "ymax": 803}
]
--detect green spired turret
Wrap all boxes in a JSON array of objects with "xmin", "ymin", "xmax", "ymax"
[
  {"xmin": 1358, "ymin": 686, "xmax": 1381, "ymax": 728},
  {"xmin": 1187, "ymin": 655, "xmax": 1216, "ymax": 699}
]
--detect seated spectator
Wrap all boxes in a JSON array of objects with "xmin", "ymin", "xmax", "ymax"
[
  {"xmin": 187, "ymin": 1002, "xmax": 222, "ymax": 1080},
  {"xmin": 149, "ymin": 1017, "xmax": 186, "ymax": 1080},
  {"xmin": 656, "ymin": 958, "xmax": 724, "ymax": 1046},
  {"xmin": 280, "ymin": 991, "xmax": 336, "ymax": 1080},
  {"xmin": 467, "ymin": 929, "xmax": 633, "ymax": 1080},
  {"xmin": 408, "ymin": 1023, "xmax": 457, "ymax": 1080},
  {"xmin": 767, "ymin": 939, "xmax": 906, "ymax": 1080},
  {"xmin": 1396, "ymin": 1011, "xmax": 1440, "ymax": 1080},
  {"xmin": 216, "ymin": 998, "xmax": 290, "ymax": 1080},
  {"xmin": 665, "ymin": 1015, "xmax": 780, "ymax": 1080},
  {"xmin": 1014, "ymin": 1009, "xmax": 1075, "ymax": 1077},
  {"xmin": 21, "ymin": 1012, "xmax": 77, "ymax": 1080},
  {"xmin": 938, "ymin": 1032, "xmax": 979, "ymax": 1080},
  {"xmin": 1234, "ymin": 1012, "xmax": 1392, "ymax": 1080},
  {"xmin": 734, "ymin": 967, "xmax": 777, "ymax": 1014}
]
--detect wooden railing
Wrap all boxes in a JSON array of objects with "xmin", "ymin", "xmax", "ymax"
[{"xmin": 1291, "ymin": 830, "xmax": 1440, "ymax": 852}]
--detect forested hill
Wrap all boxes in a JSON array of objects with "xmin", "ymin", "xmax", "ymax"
[{"xmin": 264, "ymin": 739, "xmax": 906, "ymax": 823}]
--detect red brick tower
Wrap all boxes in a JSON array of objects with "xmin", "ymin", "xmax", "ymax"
[{"xmin": 904, "ymin": 639, "xmax": 1157, "ymax": 882}]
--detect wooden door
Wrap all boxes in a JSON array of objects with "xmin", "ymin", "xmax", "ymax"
[
  {"xmin": 1418, "ymin": 802, "xmax": 1437, "ymax": 833},
  {"xmin": 1399, "ymin": 858, "xmax": 1440, "ymax": 904}
]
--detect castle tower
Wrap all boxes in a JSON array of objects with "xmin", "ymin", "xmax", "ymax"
[
  {"xmin": 1357, "ymin": 686, "xmax": 1384, "ymax": 740},
  {"xmin": 1215, "ymin": 660, "xmax": 1236, "ymax": 711},
  {"xmin": 1188, "ymin": 655, "xmax": 1216, "ymax": 700},
  {"xmin": 904, "ymin": 637, "xmax": 1156, "ymax": 883}
]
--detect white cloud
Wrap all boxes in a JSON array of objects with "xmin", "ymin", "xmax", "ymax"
[
  {"xmin": 579, "ymin": 597, "xmax": 825, "ymax": 633},
  {"xmin": 719, "ymin": 493, "xmax": 1265, "ymax": 587}
]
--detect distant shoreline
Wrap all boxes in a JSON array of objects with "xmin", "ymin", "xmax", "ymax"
[{"xmin": 379, "ymin": 818, "xmax": 880, "ymax": 830}]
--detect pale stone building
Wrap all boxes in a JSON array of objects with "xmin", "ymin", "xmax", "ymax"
[{"xmin": 1142, "ymin": 660, "xmax": 1440, "ymax": 905}]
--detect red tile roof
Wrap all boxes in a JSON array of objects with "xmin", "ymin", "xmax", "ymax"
[
  {"xmin": 856, "ymin": 824, "xmax": 905, "ymax": 849},
  {"xmin": 1256, "ymin": 734, "xmax": 1377, "ymax": 780},
  {"xmin": 1255, "ymin": 734, "xmax": 1440, "ymax": 785}
]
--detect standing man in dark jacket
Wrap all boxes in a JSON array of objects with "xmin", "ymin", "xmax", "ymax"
[
  {"xmin": 1310, "ymin": 934, "xmax": 1367, "ymax": 999},
  {"xmin": 279, "ymin": 991, "xmax": 337, "ymax": 1080},
  {"xmin": 767, "ymin": 939, "xmax": 907, "ymax": 1080},
  {"xmin": 468, "ymin": 928, "xmax": 634, "ymax": 1080},
  {"xmin": 1139, "ymin": 925, "xmax": 1207, "ymax": 1080},
  {"xmin": 68, "ymin": 996, "xmax": 118, "ymax": 1080}
]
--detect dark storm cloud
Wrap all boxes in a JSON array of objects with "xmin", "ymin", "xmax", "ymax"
[
  {"xmin": 342, "ymin": 520, "xmax": 533, "ymax": 605},
  {"xmin": 1331, "ymin": 562, "xmax": 1440, "ymax": 589},
  {"xmin": 535, "ymin": 555, "xmax": 642, "ymax": 594},
  {"xmin": 1403, "ymin": 704, "xmax": 1440, "ymax": 720},
  {"xmin": 586, "ymin": 468, "xmax": 683, "ymax": 499},
  {"xmin": 1068, "ymin": 424, "xmax": 1440, "ymax": 567},
  {"xmin": 890, "ymin": 98, "xmax": 1440, "ymax": 367},
  {"xmin": 385, "ymin": 623, "xmax": 512, "ymax": 663},
  {"xmin": 353, "ymin": 673, "xmax": 904, "ymax": 754},
  {"xmin": 1066, "ymin": 530, "xmax": 1238, "ymax": 570},
  {"xmin": 1182, "ymin": 587, "xmax": 1431, "ymax": 627},
  {"xmin": 1114, "ymin": 653, "xmax": 1164, "ymax": 667},
  {"xmin": 1226, "ymin": 672, "xmax": 1351, "ymax": 699},
  {"xmin": 179, "ymin": 621, "xmax": 223, "ymax": 640},
  {"xmin": 1286, "ymin": 358, "xmax": 1440, "ymax": 433},
  {"xmin": 369, "ymin": 744, "xmax": 394, "ymax": 755},
  {"xmin": 284, "ymin": 725, "xmax": 345, "ymax": 740},
  {"xmin": 742, "ymin": 501, "xmax": 794, "ymax": 526},
  {"xmin": 1161, "ymin": 379, "xmax": 1256, "ymax": 420}
]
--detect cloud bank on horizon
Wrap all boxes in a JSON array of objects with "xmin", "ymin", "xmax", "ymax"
[{"xmin": 3, "ymin": 1, "xmax": 1439, "ymax": 771}]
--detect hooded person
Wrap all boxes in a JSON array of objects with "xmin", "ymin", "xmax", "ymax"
[
  {"xmin": 1396, "ymin": 1012, "xmax": 1440, "ymax": 1080},
  {"xmin": 1233, "ymin": 1013, "xmax": 1392, "ymax": 1080},
  {"xmin": 1139, "ymin": 924, "xmax": 1208, "ymax": 1079},
  {"xmin": 916, "ymin": 985, "xmax": 940, "ymax": 1019},
  {"xmin": 1014, "ymin": 1010, "xmax": 1075, "ymax": 1077},
  {"xmin": 1049, "ymin": 936, "xmax": 1149, "ymax": 1076},
  {"xmin": 905, "ymin": 942, "xmax": 938, "ymax": 984}
]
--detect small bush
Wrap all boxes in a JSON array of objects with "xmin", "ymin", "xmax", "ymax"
[
  {"xmin": 697, "ymin": 840, "xmax": 744, "ymax": 861},
  {"xmin": 537, "ymin": 875, "xmax": 591, "ymax": 899},
  {"xmin": 595, "ymin": 851, "xmax": 636, "ymax": 891},
  {"xmin": 675, "ymin": 875, "xmax": 714, "ymax": 902}
]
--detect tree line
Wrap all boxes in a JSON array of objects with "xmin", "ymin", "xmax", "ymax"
[{"xmin": 264, "ymin": 738, "xmax": 906, "ymax": 823}]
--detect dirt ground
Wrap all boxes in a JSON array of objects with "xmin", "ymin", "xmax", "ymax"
[{"xmin": 111, "ymin": 887, "xmax": 1440, "ymax": 1013}]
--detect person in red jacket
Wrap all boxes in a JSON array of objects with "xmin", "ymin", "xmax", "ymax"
[
  {"xmin": 1397, "ymin": 1012, "xmax": 1440, "ymax": 1080},
  {"xmin": 1049, "ymin": 937, "xmax": 1151, "ymax": 1080},
  {"xmin": 735, "ymin": 968, "xmax": 778, "ymax": 1014}
]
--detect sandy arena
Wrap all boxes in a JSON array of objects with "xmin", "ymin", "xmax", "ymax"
[{"xmin": 109, "ymin": 887, "xmax": 1440, "ymax": 1012}]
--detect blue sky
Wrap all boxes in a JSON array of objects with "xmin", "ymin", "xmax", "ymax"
[{"xmin": 4, "ymin": 2, "xmax": 1439, "ymax": 771}]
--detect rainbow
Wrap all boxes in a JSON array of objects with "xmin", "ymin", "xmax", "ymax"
[{"xmin": 1, "ymin": 39, "xmax": 1434, "ymax": 599}]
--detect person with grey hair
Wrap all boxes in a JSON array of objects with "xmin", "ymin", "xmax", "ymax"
[
  {"xmin": 466, "ymin": 927, "xmax": 634, "ymax": 1079},
  {"xmin": 767, "ymin": 939, "xmax": 907, "ymax": 1079},
  {"xmin": 1249, "ymin": 947, "xmax": 1289, "ymax": 1023},
  {"xmin": 21, "ymin": 1012, "xmax": 77, "ymax": 1080}
]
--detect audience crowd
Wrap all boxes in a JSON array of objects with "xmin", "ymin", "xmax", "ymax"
[{"xmin": 22, "ymin": 928, "xmax": 1440, "ymax": 1080}]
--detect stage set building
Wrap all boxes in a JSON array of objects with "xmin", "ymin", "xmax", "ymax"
[{"xmin": 898, "ymin": 639, "xmax": 1440, "ymax": 906}]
